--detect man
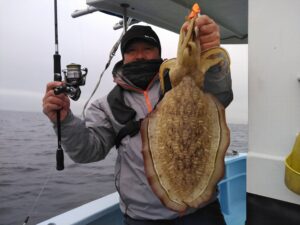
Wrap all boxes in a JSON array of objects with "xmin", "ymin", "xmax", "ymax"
[{"xmin": 43, "ymin": 15, "xmax": 232, "ymax": 225}]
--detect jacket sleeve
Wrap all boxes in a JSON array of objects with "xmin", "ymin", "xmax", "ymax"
[
  {"xmin": 53, "ymin": 100, "xmax": 116, "ymax": 164},
  {"xmin": 203, "ymin": 53, "xmax": 233, "ymax": 108}
]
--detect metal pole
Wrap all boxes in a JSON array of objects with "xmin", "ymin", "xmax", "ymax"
[{"xmin": 121, "ymin": 3, "xmax": 129, "ymax": 32}]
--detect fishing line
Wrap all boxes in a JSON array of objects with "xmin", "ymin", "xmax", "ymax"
[
  {"xmin": 81, "ymin": 30, "xmax": 124, "ymax": 119},
  {"xmin": 22, "ymin": 4, "xmax": 135, "ymax": 224},
  {"xmin": 22, "ymin": 167, "xmax": 55, "ymax": 225},
  {"xmin": 81, "ymin": 18, "xmax": 133, "ymax": 120}
]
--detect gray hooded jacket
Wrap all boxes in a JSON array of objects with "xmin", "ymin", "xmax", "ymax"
[{"xmin": 55, "ymin": 57, "xmax": 233, "ymax": 220}]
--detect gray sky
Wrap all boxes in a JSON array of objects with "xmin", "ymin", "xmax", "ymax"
[{"xmin": 0, "ymin": 0, "xmax": 248, "ymax": 124}]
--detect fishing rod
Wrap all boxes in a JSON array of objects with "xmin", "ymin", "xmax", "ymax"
[
  {"xmin": 22, "ymin": 3, "xmax": 88, "ymax": 223},
  {"xmin": 53, "ymin": 0, "xmax": 64, "ymax": 171},
  {"xmin": 53, "ymin": 0, "xmax": 88, "ymax": 170}
]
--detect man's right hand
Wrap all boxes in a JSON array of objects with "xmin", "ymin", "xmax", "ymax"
[{"xmin": 43, "ymin": 81, "xmax": 70, "ymax": 122}]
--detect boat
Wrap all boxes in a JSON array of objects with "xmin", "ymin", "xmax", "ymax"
[
  {"xmin": 39, "ymin": 0, "xmax": 300, "ymax": 224},
  {"xmin": 37, "ymin": 153, "xmax": 247, "ymax": 225}
]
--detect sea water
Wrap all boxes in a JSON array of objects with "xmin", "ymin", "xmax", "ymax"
[{"xmin": 0, "ymin": 110, "xmax": 248, "ymax": 225}]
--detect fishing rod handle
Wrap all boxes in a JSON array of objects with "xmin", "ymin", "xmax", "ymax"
[
  {"xmin": 56, "ymin": 147, "xmax": 64, "ymax": 170},
  {"xmin": 56, "ymin": 110, "xmax": 64, "ymax": 170}
]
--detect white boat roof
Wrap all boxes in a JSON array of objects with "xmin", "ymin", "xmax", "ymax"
[{"xmin": 86, "ymin": 0, "xmax": 248, "ymax": 44}]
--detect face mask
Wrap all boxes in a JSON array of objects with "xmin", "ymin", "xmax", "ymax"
[{"xmin": 121, "ymin": 59, "xmax": 163, "ymax": 90}]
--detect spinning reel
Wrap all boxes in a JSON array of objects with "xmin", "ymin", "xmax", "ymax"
[{"xmin": 54, "ymin": 63, "xmax": 88, "ymax": 101}]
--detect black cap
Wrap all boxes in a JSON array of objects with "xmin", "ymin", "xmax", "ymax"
[{"xmin": 121, "ymin": 25, "xmax": 161, "ymax": 57}]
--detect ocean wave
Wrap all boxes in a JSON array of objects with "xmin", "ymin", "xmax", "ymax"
[{"xmin": 1, "ymin": 165, "xmax": 40, "ymax": 173}]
